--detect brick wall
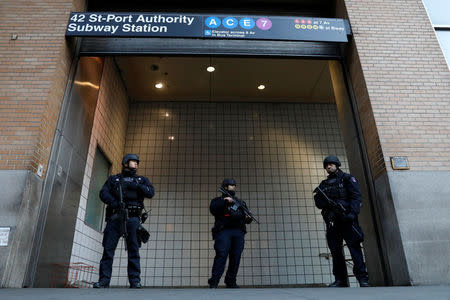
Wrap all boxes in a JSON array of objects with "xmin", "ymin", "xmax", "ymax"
[
  {"xmin": 341, "ymin": 0, "xmax": 450, "ymax": 173},
  {"xmin": 0, "ymin": 0, "xmax": 84, "ymax": 174}
]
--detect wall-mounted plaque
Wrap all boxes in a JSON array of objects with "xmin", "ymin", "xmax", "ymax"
[
  {"xmin": 0, "ymin": 227, "xmax": 10, "ymax": 246},
  {"xmin": 390, "ymin": 156, "xmax": 409, "ymax": 170}
]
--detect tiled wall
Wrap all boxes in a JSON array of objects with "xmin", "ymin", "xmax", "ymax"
[
  {"xmin": 113, "ymin": 101, "xmax": 357, "ymax": 287},
  {"xmin": 69, "ymin": 57, "xmax": 129, "ymax": 276}
]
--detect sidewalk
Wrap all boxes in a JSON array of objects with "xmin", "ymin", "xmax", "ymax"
[{"xmin": 0, "ymin": 286, "xmax": 449, "ymax": 300}]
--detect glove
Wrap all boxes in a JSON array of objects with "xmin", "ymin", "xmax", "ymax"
[
  {"xmin": 138, "ymin": 184, "xmax": 149, "ymax": 193},
  {"xmin": 343, "ymin": 213, "xmax": 356, "ymax": 223},
  {"xmin": 224, "ymin": 197, "xmax": 235, "ymax": 205}
]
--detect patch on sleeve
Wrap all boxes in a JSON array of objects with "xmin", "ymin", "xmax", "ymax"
[{"xmin": 351, "ymin": 177, "xmax": 357, "ymax": 183}]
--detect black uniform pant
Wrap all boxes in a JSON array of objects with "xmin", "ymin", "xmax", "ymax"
[
  {"xmin": 326, "ymin": 221, "xmax": 368, "ymax": 282},
  {"xmin": 98, "ymin": 216, "xmax": 141, "ymax": 285},
  {"xmin": 209, "ymin": 228, "xmax": 245, "ymax": 285}
]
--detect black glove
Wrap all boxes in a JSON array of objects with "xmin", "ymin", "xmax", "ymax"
[
  {"xmin": 138, "ymin": 184, "xmax": 149, "ymax": 193},
  {"xmin": 343, "ymin": 213, "xmax": 356, "ymax": 223}
]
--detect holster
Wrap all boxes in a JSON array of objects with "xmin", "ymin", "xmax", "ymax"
[
  {"xmin": 211, "ymin": 223, "xmax": 224, "ymax": 240},
  {"xmin": 137, "ymin": 225, "xmax": 150, "ymax": 246}
]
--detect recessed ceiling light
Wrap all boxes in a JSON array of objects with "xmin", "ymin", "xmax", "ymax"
[
  {"xmin": 155, "ymin": 82, "xmax": 163, "ymax": 89},
  {"xmin": 258, "ymin": 84, "xmax": 265, "ymax": 90},
  {"xmin": 168, "ymin": 136, "xmax": 175, "ymax": 140},
  {"xmin": 207, "ymin": 66, "xmax": 215, "ymax": 72}
]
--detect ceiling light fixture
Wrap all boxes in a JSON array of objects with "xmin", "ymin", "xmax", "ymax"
[
  {"xmin": 258, "ymin": 84, "xmax": 265, "ymax": 90},
  {"xmin": 207, "ymin": 66, "xmax": 215, "ymax": 72},
  {"xmin": 155, "ymin": 82, "xmax": 164, "ymax": 89}
]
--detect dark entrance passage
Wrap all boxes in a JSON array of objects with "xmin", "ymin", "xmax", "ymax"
[{"xmin": 30, "ymin": 21, "xmax": 387, "ymax": 286}]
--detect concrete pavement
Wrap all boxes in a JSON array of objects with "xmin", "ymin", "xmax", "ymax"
[{"xmin": 0, "ymin": 286, "xmax": 449, "ymax": 300}]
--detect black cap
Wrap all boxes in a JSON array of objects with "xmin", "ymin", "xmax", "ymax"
[
  {"xmin": 122, "ymin": 153, "xmax": 140, "ymax": 165},
  {"xmin": 323, "ymin": 156, "xmax": 341, "ymax": 169}
]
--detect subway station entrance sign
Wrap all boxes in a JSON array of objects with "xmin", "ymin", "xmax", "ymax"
[{"xmin": 66, "ymin": 13, "xmax": 350, "ymax": 42}]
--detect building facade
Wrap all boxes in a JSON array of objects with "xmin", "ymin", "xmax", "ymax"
[{"xmin": 0, "ymin": 0, "xmax": 449, "ymax": 288}]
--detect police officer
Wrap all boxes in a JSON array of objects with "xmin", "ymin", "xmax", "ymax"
[
  {"xmin": 93, "ymin": 154, "xmax": 154, "ymax": 289},
  {"xmin": 208, "ymin": 179, "xmax": 253, "ymax": 288},
  {"xmin": 314, "ymin": 156, "xmax": 370, "ymax": 287}
]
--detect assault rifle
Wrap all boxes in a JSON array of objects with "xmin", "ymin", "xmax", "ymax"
[
  {"xmin": 313, "ymin": 186, "xmax": 347, "ymax": 217},
  {"xmin": 218, "ymin": 187, "xmax": 260, "ymax": 224},
  {"xmin": 313, "ymin": 186, "xmax": 363, "ymax": 240},
  {"xmin": 118, "ymin": 183, "xmax": 129, "ymax": 251}
]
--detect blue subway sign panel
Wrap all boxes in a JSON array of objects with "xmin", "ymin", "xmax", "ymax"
[{"xmin": 66, "ymin": 13, "xmax": 349, "ymax": 42}]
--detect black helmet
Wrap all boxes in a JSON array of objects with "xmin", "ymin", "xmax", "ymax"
[
  {"xmin": 122, "ymin": 153, "xmax": 140, "ymax": 165},
  {"xmin": 221, "ymin": 178, "xmax": 237, "ymax": 187},
  {"xmin": 323, "ymin": 156, "xmax": 341, "ymax": 169}
]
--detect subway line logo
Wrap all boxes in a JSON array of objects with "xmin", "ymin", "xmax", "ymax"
[
  {"xmin": 294, "ymin": 19, "xmax": 319, "ymax": 30},
  {"xmin": 205, "ymin": 16, "xmax": 272, "ymax": 30}
]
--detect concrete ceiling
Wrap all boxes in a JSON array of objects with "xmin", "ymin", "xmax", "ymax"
[{"xmin": 114, "ymin": 56, "xmax": 335, "ymax": 103}]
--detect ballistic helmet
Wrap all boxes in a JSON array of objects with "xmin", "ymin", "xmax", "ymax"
[
  {"xmin": 122, "ymin": 153, "xmax": 140, "ymax": 166},
  {"xmin": 221, "ymin": 178, "xmax": 237, "ymax": 187},
  {"xmin": 323, "ymin": 156, "xmax": 341, "ymax": 169}
]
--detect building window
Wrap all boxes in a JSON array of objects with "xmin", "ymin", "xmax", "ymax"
[
  {"xmin": 423, "ymin": 0, "xmax": 450, "ymax": 67},
  {"xmin": 85, "ymin": 147, "xmax": 111, "ymax": 231}
]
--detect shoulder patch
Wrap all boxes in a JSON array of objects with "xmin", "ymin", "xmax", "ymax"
[{"xmin": 351, "ymin": 177, "xmax": 357, "ymax": 183}]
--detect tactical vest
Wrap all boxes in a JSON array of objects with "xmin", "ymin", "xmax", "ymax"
[
  {"xmin": 112, "ymin": 174, "xmax": 144, "ymax": 206},
  {"xmin": 321, "ymin": 173, "xmax": 349, "ymax": 203},
  {"xmin": 121, "ymin": 176, "xmax": 140, "ymax": 201}
]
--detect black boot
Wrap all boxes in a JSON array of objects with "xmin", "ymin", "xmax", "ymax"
[
  {"xmin": 225, "ymin": 283, "xmax": 239, "ymax": 288},
  {"xmin": 328, "ymin": 280, "xmax": 349, "ymax": 287},
  {"xmin": 130, "ymin": 282, "xmax": 142, "ymax": 289},
  {"xmin": 208, "ymin": 278, "xmax": 218, "ymax": 289},
  {"xmin": 358, "ymin": 278, "xmax": 370, "ymax": 287},
  {"xmin": 93, "ymin": 282, "xmax": 109, "ymax": 288}
]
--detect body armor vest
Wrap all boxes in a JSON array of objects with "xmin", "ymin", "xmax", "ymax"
[{"xmin": 322, "ymin": 175, "xmax": 348, "ymax": 202}]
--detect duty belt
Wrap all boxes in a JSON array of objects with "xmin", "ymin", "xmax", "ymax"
[{"xmin": 113, "ymin": 205, "xmax": 142, "ymax": 218}]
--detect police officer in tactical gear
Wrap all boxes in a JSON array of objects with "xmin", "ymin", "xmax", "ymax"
[
  {"xmin": 314, "ymin": 156, "xmax": 370, "ymax": 287},
  {"xmin": 93, "ymin": 154, "xmax": 154, "ymax": 289},
  {"xmin": 208, "ymin": 179, "xmax": 253, "ymax": 288}
]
